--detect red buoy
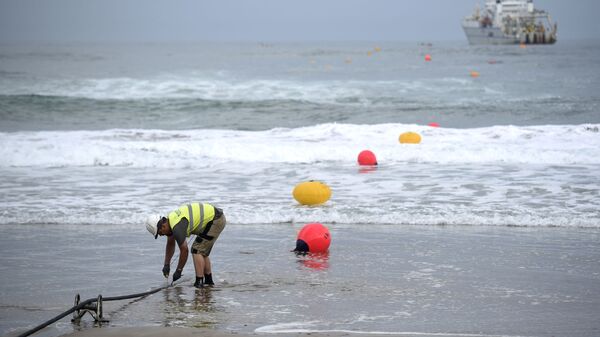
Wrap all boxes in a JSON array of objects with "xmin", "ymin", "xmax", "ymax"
[
  {"xmin": 425, "ymin": 54, "xmax": 432, "ymax": 62},
  {"xmin": 428, "ymin": 122, "xmax": 440, "ymax": 127},
  {"xmin": 357, "ymin": 150, "xmax": 377, "ymax": 166},
  {"xmin": 294, "ymin": 223, "xmax": 331, "ymax": 253}
]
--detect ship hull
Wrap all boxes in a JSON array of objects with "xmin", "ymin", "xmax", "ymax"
[
  {"xmin": 462, "ymin": 25, "xmax": 556, "ymax": 45},
  {"xmin": 462, "ymin": 25, "xmax": 519, "ymax": 45}
]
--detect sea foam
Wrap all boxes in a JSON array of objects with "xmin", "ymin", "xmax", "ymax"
[
  {"xmin": 0, "ymin": 75, "xmax": 503, "ymax": 105},
  {"xmin": 1, "ymin": 123, "xmax": 599, "ymax": 168}
]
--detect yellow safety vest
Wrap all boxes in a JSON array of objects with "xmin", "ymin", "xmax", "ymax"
[{"xmin": 168, "ymin": 203, "xmax": 216, "ymax": 237}]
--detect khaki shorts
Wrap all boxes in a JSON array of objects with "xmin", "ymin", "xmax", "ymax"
[{"xmin": 191, "ymin": 212, "xmax": 226, "ymax": 257}]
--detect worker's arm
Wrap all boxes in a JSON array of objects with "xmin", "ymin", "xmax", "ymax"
[
  {"xmin": 176, "ymin": 240, "xmax": 189, "ymax": 272},
  {"xmin": 162, "ymin": 235, "xmax": 176, "ymax": 277},
  {"xmin": 164, "ymin": 235, "xmax": 175, "ymax": 265},
  {"xmin": 171, "ymin": 219, "xmax": 189, "ymax": 282}
]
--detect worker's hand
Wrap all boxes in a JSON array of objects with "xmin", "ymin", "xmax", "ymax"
[
  {"xmin": 162, "ymin": 264, "xmax": 170, "ymax": 278},
  {"xmin": 173, "ymin": 269, "xmax": 182, "ymax": 282}
]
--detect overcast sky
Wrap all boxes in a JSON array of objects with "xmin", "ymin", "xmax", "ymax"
[{"xmin": 1, "ymin": 0, "xmax": 599, "ymax": 43}]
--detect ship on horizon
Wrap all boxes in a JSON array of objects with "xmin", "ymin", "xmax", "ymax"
[{"xmin": 462, "ymin": 0, "xmax": 557, "ymax": 45}]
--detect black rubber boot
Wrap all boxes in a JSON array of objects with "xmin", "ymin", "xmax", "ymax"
[
  {"xmin": 204, "ymin": 273, "xmax": 214, "ymax": 286},
  {"xmin": 194, "ymin": 277, "xmax": 204, "ymax": 288}
]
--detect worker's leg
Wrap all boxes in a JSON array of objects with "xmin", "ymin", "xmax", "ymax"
[
  {"xmin": 203, "ymin": 256, "xmax": 214, "ymax": 285},
  {"xmin": 191, "ymin": 210, "xmax": 226, "ymax": 287},
  {"xmin": 192, "ymin": 252, "xmax": 205, "ymax": 288},
  {"xmin": 204, "ymin": 256, "xmax": 212, "ymax": 275}
]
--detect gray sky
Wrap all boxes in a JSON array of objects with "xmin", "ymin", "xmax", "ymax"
[{"xmin": 0, "ymin": 0, "xmax": 598, "ymax": 43}]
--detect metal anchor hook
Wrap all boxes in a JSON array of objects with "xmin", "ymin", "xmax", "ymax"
[{"xmin": 71, "ymin": 293, "xmax": 109, "ymax": 324}]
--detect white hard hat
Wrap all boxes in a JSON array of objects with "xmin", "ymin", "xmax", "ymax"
[{"xmin": 145, "ymin": 214, "xmax": 162, "ymax": 239}]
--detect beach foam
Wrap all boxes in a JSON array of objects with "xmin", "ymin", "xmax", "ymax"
[
  {"xmin": 1, "ymin": 123, "xmax": 599, "ymax": 168},
  {"xmin": 255, "ymin": 321, "xmax": 534, "ymax": 336}
]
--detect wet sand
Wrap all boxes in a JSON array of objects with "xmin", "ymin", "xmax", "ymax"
[
  {"xmin": 2, "ymin": 224, "xmax": 600, "ymax": 337},
  {"xmin": 62, "ymin": 326, "xmax": 387, "ymax": 337}
]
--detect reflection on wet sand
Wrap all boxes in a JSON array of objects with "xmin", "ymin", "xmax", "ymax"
[
  {"xmin": 296, "ymin": 252, "xmax": 330, "ymax": 271},
  {"xmin": 162, "ymin": 285, "xmax": 218, "ymax": 329},
  {"xmin": 358, "ymin": 166, "xmax": 378, "ymax": 174}
]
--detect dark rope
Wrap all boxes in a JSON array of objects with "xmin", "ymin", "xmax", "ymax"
[
  {"xmin": 17, "ymin": 283, "xmax": 174, "ymax": 337},
  {"xmin": 102, "ymin": 284, "xmax": 169, "ymax": 302}
]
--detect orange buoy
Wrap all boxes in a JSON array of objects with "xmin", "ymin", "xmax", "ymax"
[
  {"xmin": 425, "ymin": 54, "xmax": 432, "ymax": 62},
  {"xmin": 294, "ymin": 223, "xmax": 331, "ymax": 253},
  {"xmin": 293, "ymin": 181, "xmax": 331, "ymax": 205},
  {"xmin": 357, "ymin": 150, "xmax": 377, "ymax": 166},
  {"xmin": 470, "ymin": 71, "xmax": 480, "ymax": 78},
  {"xmin": 399, "ymin": 132, "xmax": 422, "ymax": 144},
  {"xmin": 428, "ymin": 122, "xmax": 440, "ymax": 127}
]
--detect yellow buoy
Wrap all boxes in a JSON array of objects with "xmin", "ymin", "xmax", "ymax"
[
  {"xmin": 293, "ymin": 181, "xmax": 331, "ymax": 205},
  {"xmin": 399, "ymin": 132, "xmax": 422, "ymax": 144}
]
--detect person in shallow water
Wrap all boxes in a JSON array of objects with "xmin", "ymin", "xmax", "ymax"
[{"xmin": 145, "ymin": 202, "xmax": 226, "ymax": 288}]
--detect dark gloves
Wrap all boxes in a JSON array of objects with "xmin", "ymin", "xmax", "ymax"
[
  {"xmin": 173, "ymin": 269, "xmax": 182, "ymax": 282},
  {"xmin": 162, "ymin": 264, "xmax": 170, "ymax": 278}
]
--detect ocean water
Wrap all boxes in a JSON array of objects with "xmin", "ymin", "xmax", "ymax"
[
  {"xmin": 1, "ymin": 41, "xmax": 600, "ymax": 228},
  {"xmin": 1, "ymin": 40, "xmax": 600, "ymax": 337}
]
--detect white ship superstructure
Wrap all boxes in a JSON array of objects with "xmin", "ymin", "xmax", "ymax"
[{"xmin": 462, "ymin": 0, "xmax": 557, "ymax": 45}]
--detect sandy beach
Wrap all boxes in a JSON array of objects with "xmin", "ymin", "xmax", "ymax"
[
  {"xmin": 62, "ymin": 326, "xmax": 537, "ymax": 337},
  {"xmin": 61, "ymin": 326, "xmax": 398, "ymax": 337},
  {"xmin": 3, "ymin": 223, "xmax": 599, "ymax": 337}
]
